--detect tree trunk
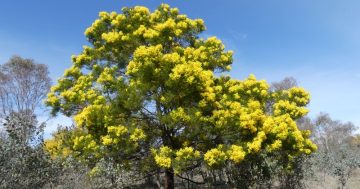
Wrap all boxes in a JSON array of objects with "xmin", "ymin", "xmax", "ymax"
[{"xmin": 165, "ymin": 169, "xmax": 175, "ymax": 189}]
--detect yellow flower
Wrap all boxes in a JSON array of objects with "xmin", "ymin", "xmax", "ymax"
[
  {"xmin": 204, "ymin": 145, "xmax": 227, "ymax": 168},
  {"xmin": 97, "ymin": 67, "xmax": 115, "ymax": 84},
  {"xmin": 228, "ymin": 145, "xmax": 246, "ymax": 164},
  {"xmin": 101, "ymin": 135, "xmax": 113, "ymax": 145},
  {"xmin": 130, "ymin": 128, "xmax": 146, "ymax": 142},
  {"xmin": 153, "ymin": 146, "xmax": 173, "ymax": 168},
  {"xmin": 175, "ymin": 147, "xmax": 200, "ymax": 161}
]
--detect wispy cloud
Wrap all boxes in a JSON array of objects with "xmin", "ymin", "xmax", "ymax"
[{"xmin": 228, "ymin": 30, "xmax": 248, "ymax": 40}]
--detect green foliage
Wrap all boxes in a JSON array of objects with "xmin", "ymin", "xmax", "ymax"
[{"xmin": 0, "ymin": 112, "xmax": 59, "ymax": 189}]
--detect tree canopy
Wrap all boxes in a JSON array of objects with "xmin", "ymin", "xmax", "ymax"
[
  {"xmin": 45, "ymin": 4, "xmax": 316, "ymax": 188},
  {"xmin": 0, "ymin": 55, "xmax": 51, "ymax": 118}
]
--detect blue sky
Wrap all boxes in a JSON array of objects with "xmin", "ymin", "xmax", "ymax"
[{"xmin": 1, "ymin": 0, "xmax": 359, "ymax": 135}]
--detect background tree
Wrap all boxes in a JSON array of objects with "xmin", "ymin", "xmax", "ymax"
[
  {"xmin": 0, "ymin": 55, "xmax": 51, "ymax": 118},
  {"xmin": 0, "ymin": 56, "xmax": 56, "ymax": 188},
  {"xmin": 0, "ymin": 55, "xmax": 50, "ymax": 146},
  {"xmin": 271, "ymin": 77, "xmax": 298, "ymax": 92},
  {"xmin": 310, "ymin": 113, "xmax": 360, "ymax": 189},
  {"xmin": 45, "ymin": 4, "xmax": 316, "ymax": 189}
]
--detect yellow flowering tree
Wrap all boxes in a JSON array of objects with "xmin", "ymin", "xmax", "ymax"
[{"xmin": 45, "ymin": 4, "xmax": 316, "ymax": 188}]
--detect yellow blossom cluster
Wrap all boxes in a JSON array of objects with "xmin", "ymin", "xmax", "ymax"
[
  {"xmin": 173, "ymin": 147, "xmax": 201, "ymax": 173},
  {"xmin": 152, "ymin": 146, "xmax": 173, "ymax": 168},
  {"xmin": 175, "ymin": 147, "xmax": 200, "ymax": 162},
  {"xmin": 227, "ymin": 145, "xmax": 246, "ymax": 163},
  {"xmin": 130, "ymin": 128, "xmax": 146, "ymax": 142},
  {"xmin": 101, "ymin": 125, "xmax": 128, "ymax": 145},
  {"xmin": 74, "ymin": 104, "xmax": 109, "ymax": 127},
  {"xmin": 204, "ymin": 145, "xmax": 228, "ymax": 168},
  {"xmin": 209, "ymin": 75, "xmax": 268, "ymax": 133},
  {"xmin": 44, "ymin": 129, "xmax": 73, "ymax": 159},
  {"xmin": 97, "ymin": 67, "xmax": 116, "ymax": 84},
  {"xmin": 247, "ymin": 131, "xmax": 266, "ymax": 153}
]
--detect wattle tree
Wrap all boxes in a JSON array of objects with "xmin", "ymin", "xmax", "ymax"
[{"xmin": 45, "ymin": 4, "xmax": 316, "ymax": 188}]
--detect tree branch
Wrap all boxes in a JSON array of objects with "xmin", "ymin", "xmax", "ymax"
[{"xmin": 176, "ymin": 173, "xmax": 205, "ymax": 185}]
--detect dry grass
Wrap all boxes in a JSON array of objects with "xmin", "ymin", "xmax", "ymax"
[{"xmin": 304, "ymin": 169, "xmax": 360, "ymax": 189}]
